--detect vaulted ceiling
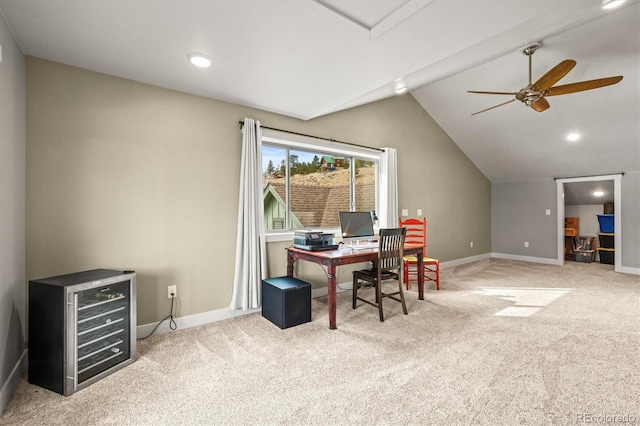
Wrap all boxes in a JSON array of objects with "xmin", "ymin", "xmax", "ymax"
[{"xmin": 1, "ymin": 0, "xmax": 637, "ymax": 204}]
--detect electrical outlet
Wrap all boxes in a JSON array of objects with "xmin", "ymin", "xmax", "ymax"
[
  {"xmin": 167, "ymin": 285, "xmax": 177, "ymax": 298},
  {"xmin": 417, "ymin": 209, "xmax": 423, "ymax": 216},
  {"xmin": 401, "ymin": 209, "xmax": 408, "ymax": 216},
  {"xmin": 524, "ymin": 241, "xmax": 529, "ymax": 248}
]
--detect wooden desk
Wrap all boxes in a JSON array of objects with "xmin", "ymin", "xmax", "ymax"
[{"xmin": 286, "ymin": 244, "xmax": 424, "ymax": 330}]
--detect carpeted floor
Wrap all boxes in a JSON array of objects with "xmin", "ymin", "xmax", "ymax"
[{"xmin": 2, "ymin": 259, "xmax": 639, "ymax": 425}]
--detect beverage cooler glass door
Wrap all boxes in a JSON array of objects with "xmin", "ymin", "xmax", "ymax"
[{"xmin": 66, "ymin": 277, "xmax": 136, "ymax": 394}]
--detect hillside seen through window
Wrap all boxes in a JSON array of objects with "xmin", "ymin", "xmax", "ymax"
[{"xmin": 262, "ymin": 145, "xmax": 376, "ymax": 231}]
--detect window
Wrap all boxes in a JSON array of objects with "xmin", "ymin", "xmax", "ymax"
[{"xmin": 261, "ymin": 130, "xmax": 379, "ymax": 232}]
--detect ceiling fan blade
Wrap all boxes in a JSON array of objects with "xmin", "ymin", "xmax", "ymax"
[
  {"xmin": 467, "ymin": 90, "xmax": 519, "ymax": 96},
  {"xmin": 471, "ymin": 99, "xmax": 516, "ymax": 116},
  {"xmin": 531, "ymin": 97, "xmax": 550, "ymax": 112},
  {"xmin": 533, "ymin": 59, "xmax": 576, "ymax": 91},
  {"xmin": 545, "ymin": 76, "xmax": 623, "ymax": 96}
]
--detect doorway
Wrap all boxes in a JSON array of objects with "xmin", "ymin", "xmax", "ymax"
[{"xmin": 556, "ymin": 174, "xmax": 622, "ymax": 272}]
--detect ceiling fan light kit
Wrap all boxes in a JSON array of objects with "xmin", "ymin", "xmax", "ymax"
[{"xmin": 468, "ymin": 44, "xmax": 623, "ymax": 115}]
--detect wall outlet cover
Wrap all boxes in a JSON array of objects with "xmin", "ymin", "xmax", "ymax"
[{"xmin": 167, "ymin": 285, "xmax": 177, "ymax": 298}]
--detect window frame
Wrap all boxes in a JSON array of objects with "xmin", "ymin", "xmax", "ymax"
[{"xmin": 261, "ymin": 128, "xmax": 381, "ymax": 242}]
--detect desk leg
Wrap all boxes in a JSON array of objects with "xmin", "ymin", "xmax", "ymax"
[
  {"xmin": 417, "ymin": 250, "xmax": 424, "ymax": 300},
  {"xmin": 327, "ymin": 265, "xmax": 337, "ymax": 330},
  {"xmin": 287, "ymin": 251, "xmax": 295, "ymax": 277}
]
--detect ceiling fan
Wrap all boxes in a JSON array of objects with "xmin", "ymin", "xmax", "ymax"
[{"xmin": 468, "ymin": 44, "xmax": 623, "ymax": 116}]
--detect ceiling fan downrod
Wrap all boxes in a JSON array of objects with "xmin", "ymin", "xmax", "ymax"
[{"xmin": 522, "ymin": 44, "xmax": 539, "ymax": 85}]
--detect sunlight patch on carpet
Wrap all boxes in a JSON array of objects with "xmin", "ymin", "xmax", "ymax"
[{"xmin": 474, "ymin": 287, "xmax": 572, "ymax": 317}]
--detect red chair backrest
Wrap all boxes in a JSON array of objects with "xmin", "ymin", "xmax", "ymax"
[{"xmin": 399, "ymin": 217, "xmax": 426, "ymax": 249}]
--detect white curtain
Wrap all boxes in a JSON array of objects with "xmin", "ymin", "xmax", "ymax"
[
  {"xmin": 378, "ymin": 147, "xmax": 399, "ymax": 229},
  {"xmin": 230, "ymin": 118, "xmax": 267, "ymax": 310}
]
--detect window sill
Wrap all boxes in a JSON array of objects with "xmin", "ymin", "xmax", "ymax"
[{"xmin": 265, "ymin": 231, "xmax": 295, "ymax": 243}]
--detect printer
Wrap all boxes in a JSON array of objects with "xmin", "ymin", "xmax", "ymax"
[{"xmin": 293, "ymin": 230, "xmax": 338, "ymax": 251}]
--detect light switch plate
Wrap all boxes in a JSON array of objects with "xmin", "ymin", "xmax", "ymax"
[{"xmin": 417, "ymin": 209, "xmax": 423, "ymax": 216}]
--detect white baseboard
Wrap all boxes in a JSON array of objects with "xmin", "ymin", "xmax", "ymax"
[
  {"xmin": 137, "ymin": 306, "xmax": 261, "ymax": 338},
  {"xmin": 617, "ymin": 265, "xmax": 640, "ymax": 275},
  {"xmin": 1, "ymin": 349, "xmax": 27, "ymax": 416},
  {"xmin": 491, "ymin": 252, "xmax": 561, "ymax": 265},
  {"xmin": 312, "ymin": 282, "xmax": 352, "ymax": 298},
  {"xmin": 489, "ymin": 252, "xmax": 640, "ymax": 274},
  {"xmin": 441, "ymin": 253, "xmax": 491, "ymax": 268}
]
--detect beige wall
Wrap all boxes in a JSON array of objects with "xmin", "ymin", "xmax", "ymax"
[
  {"xmin": 1, "ymin": 15, "xmax": 26, "ymax": 414},
  {"xmin": 26, "ymin": 58, "xmax": 491, "ymax": 325}
]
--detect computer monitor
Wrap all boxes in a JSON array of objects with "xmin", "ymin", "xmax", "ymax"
[{"xmin": 338, "ymin": 211, "xmax": 375, "ymax": 243}]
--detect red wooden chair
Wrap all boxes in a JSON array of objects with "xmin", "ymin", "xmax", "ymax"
[{"xmin": 398, "ymin": 217, "xmax": 440, "ymax": 290}]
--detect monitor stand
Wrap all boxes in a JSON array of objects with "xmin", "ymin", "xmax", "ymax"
[{"xmin": 344, "ymin": 238, "xmax": 377, "ymax": 248}]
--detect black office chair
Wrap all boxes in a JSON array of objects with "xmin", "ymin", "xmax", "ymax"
[{"xmin": 352, "ymin": 227, "xmax": 407, "ymax": 322}]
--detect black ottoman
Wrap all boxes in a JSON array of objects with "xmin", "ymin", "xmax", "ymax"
[{"xmin": 262, "ymin": 276, "xmax": 311, "ymax": 329}]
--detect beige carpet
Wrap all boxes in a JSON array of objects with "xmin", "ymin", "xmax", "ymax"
[{"xmin": 2, "ymin": 259, "xmax": 639, "ymax": 425}]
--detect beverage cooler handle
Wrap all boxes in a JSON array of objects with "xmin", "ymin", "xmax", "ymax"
[{"xmin": 65, "ymin": 292, "xmax": 78, "ymax": 394}]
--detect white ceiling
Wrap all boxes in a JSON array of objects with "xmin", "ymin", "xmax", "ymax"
[
  {"xmin": 1, "ymin": 0, "xmax": 638, "ymax": 203},
  {"xmin": 564, "ymin": 180, "xmax": 614, "ymax": 205}
]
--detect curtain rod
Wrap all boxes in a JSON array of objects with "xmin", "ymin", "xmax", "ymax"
[{"xmin": 238, "ymin": 121, "xmax": 384, "ymax": 153}]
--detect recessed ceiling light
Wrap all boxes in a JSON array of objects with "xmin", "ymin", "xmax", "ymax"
[
  {"xmin": 566, "ymin": 132, "xmax": 580, "ymax": 142},
  {"xmin": 602, "ymin": 0, "xmax": 626, "ymax": 10},
  {"xmin": 393, "ymin": 78, "xmax": 408, "ymax": 95},
  {"xmin": 394, "ymin": 86, "xmax": 408, "ymax": 95},
  {"xmin": 188, "ymin": 53, "xmax": 213, "ymax": 68},
  {"xmin": 593, "ymin": 191, "xmax": 605, "ymax": 197}
]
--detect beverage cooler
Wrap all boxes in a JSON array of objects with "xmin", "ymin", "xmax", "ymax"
[{"xmin": 28, "ymin": 269, "xmax": 136, "ymax": 396}]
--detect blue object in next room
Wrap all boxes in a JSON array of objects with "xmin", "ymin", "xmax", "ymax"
[{"xmin": 597, "ymin": 214, "xmax": 614, "ymax": 233}]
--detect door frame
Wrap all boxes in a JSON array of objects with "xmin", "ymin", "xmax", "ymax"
[{"xmin": 556, "ymin": 174, "xmax": 622, "ymax": 271}]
